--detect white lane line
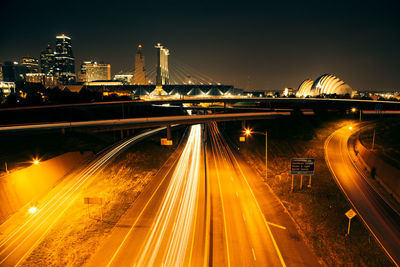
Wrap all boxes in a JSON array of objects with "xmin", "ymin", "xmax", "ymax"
[
  {"xmin": 267, "ymin": 222, "xmax": 286, "ymax": 230},
  {"xmin": 242, "ymin": 213, "xmax": 246, "ymax": 223},
  {"xmin": 251, "ymin": 248, "xmax": 256, "ymax": 261},
  {"xmin": 235, "ymin": 192, "xmax": 239, "ymax": 198}
]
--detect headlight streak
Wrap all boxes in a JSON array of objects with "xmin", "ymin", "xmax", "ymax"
[
  {"xmin": 0, "ymin": 127, "xmax": 167, "ymax": 266},
  {"xmin": 136, "ymin": 125, "xmax": 201, "ymax": 267}
]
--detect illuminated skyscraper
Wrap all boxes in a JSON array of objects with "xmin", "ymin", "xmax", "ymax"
[
  {"xmin": 155, "ymin": 43, "xmax": 169, "ymax": 86},
  {"xmin": 40, "ymin": 44, "xmax": 55, "ymax": 75},
  {"xmin": 86, "ymin": 62, "xmax": 111, "ymax": 82},
  {"xmin": 21, "ymin": 56, "xmax": 40, "ymax": 73},
  {"xmin": 132, "ymin": 45, "xmax": 149, "ymax": 85},
  {"xmin": 54, "ymin": 34, "xmax": 76, "ymax": 84}
]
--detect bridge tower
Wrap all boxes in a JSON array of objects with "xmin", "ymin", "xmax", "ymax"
[{"xmin": 154, "ymin": 43, "xmax": 169, "ymax": 95}]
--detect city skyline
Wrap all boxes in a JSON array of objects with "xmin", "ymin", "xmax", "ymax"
[{"xmin": 1, "ymin": 0, "xmax": 400, "ymax": 91}]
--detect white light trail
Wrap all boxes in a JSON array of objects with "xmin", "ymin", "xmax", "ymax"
[{"xmin": 136, "ymin": 124, "xmax": 201, "ymax": 266}]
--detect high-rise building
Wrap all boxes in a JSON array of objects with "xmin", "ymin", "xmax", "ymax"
[
  {"xmin": 21, "ymin": 56, "xmax": 40, "ymax": 73},
  {"xmin": 54, "ymin": 34, "xmax": 76, "ymax": 84},
  {"xmin": 0, "ymin": 63, "xmax": 3, "ymax": 81},
  {"xmin": 77, "ymin": 60, "xmax": 93, "ymax": 82},
  {"xmin": 132, "ymin": 45, "xmax": 149, "ymax": 85},
  {"xmin": 86, "ymin": 62, "xmax": 111, "ymax": 82},
  {"xmin": 2, "ymin": 61, "xmax": 28, "ymax": 82},
  {"xmin": 40, "ymin": 44, "xmax": 55, "ymax": 75},
  {"xmin": 155, "ymin": 43, "xmax": 170, "ymax": 86}
]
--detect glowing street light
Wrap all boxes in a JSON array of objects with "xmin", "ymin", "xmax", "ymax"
[
  {"xmin": 242, "ymin": 127, "xmax": 268, "ymax": 178},
  {"xmin": 351, "ymin": 107, "xmax": 362, "ymax": 122},
  {"xmin": 33, "ymin": 159, "xmax": 40, "ymax": 165},
  {"xmin": 348, "ymin": 126, "xmax": 353, "ymax": 130},
  {"xmin": 28, "ymin": 206, "xmax": 37, "ymax": 214}
]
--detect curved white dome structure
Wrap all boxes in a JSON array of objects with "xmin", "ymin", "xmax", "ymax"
[
  {"xmin": 312, "ymin": 74, "xmax": 353, "ymax": 95},
  {"xmin": 296, "ymin": 79, "xmax": 314, "ymax": 97},
  {"xmin": 296, "ymin": 74, "xmax": 354, "ymax": 97}
]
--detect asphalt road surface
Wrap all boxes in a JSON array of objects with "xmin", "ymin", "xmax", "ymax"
[{"xmin": 325, "ymin": 123, "xmax": 400, "ymax": 266}]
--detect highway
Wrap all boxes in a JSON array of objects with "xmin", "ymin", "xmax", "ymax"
[
  {"xmin": 206, "ymin": 122, "xmax": 320, "ymax": 266},
  {"xmin": 325, "ymin": 124, "xmax": 400, "ymax": 265},
  {"xmin": 90, "ymin": 124, "xmax": 205, "ymax": 266},
  {"xmin": 0, "ymin": 127, "xmax": 167, "ymax": 266}
]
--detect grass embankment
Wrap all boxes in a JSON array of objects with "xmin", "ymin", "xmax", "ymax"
[
  {"xmin": 223, "ymin": 116, "xmax": 393, "ymax": 266},
  {"xmin": 359, "ymin": 117, "xmax": 400, "ymax": 169},
  {"xmin": 22, "ymin": 129, "xmax": 184, "ymax": 266}
]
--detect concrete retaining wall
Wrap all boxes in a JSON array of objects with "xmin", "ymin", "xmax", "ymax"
[
  {"xmin": 0, "ymin": 151, "xmax": 93, "ymax": 223},
  {"xmin": 355, "ymin": 139, "xmax": 400, "ymax": 201}
]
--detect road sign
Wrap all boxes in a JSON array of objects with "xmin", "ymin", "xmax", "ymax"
[
  {"xmin": 239, "ymin": 136, "xmax": 246, "ymax": 142},
  {"xmin": 161, "ymin": 138, "xmax": 173, "ymax": 146},
  {"xmin": 290, "ymin": 158, "xmax": 315, "ymax": 175},
  {"xmin": 84, "ymin": 197, "xmax": 103, "ymax": 205},
  {"xmin": 345, "ymin": 209, "xmax": 357, "ymax": 219}
]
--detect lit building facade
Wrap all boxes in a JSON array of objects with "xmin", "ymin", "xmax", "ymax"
[
  {"xmin": 132, "ymin": 45, "xmax": 149, "ymax": 85},
  {"xmin": 0, "ymin": 81, "xmax": 16, "ymax": 96},
  {"xmin": 77, "ymin": 60, "xmax": 93, "ymax": 82},
  {"xmin": 0, "ymin": 63, "xmax": 3, "ymax": 81},
  {"xmin": 155, "ymin": 43, "xmax": 169, "ymax": 86},
  {"xmin": 40, "ymin": 44, "xmax": 55, "ymax": 75},
  {"xmin": 54, "ymin": 34, "xmax": 76, "ymax": 84},
  {"xmin": 21, "ymin": 56, "xmax": 40, "ymax": 73},
  {"xmin": 26, "ymin": 73, "xmax": 58, "ymax": 88},
  {"xmin": 86, "ymin": 62, "xmax": 111, "ymax": 82},
  {"xmin": 114, "ymin": 74, "xmax": 133, "ymax": 84}
]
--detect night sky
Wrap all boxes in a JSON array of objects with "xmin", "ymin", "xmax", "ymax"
[{"xmin": 1, "ymin": 0, "xmax": 399, "ymax": 91}]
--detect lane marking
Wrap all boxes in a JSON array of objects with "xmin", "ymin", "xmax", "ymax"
[
  {"xmin": 267, "ymin": 222, "xmax": 286, "ymax": 230},
  {"xmin": 242, "ymin": 213, "xmax": 246, "ymax": 223},
  {"xmin": 227, "ymin": 140, "xmax": 287, "ymax": 267},
  {"xmin": 210, "ymin": 126, "xmax": 231, "ymax": 267},
  {"xmin": 235, "ymin": 192, "xmax": 239, "ymax": 198},
  {"xmin": 251, "ymin": 248, "xmax": 257, "ymax": 261}
]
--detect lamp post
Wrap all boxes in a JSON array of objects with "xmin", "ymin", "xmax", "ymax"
[
  {"xmin": 351, "ymin": 107, "xmax": 362, "ymax": 122},
  {"xmin": 244, "ymin": 128, "xmax": 268, "ymax": 179}
]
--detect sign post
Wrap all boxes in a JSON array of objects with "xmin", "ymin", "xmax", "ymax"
[
  {"xmin": 84, "ymin": 197, "xmax": 104, "ymax": 222},
  {"xmin": 345, "ymin": 209, "xmax": 357, "ymax": 236},
  {"xmin": 290, "ymin": 158, "xmax": 315, "ymax": 192}
]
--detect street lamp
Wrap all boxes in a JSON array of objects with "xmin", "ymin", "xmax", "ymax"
[
  {"xmin": 351, "ymin": 107, "xmax": 362, "ymax": 122},
  {"xmin": 243, "ymin": 128, "xmax": 268, "ymax": 179}
]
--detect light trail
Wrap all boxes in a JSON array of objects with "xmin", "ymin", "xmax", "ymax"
[
  {"xmin": 135, "ymin": 124, "xmax": 201, "ymax": 266},
  {"xmin": 0, "ymin": 127, "xmax": 167, "ymax": 266}
]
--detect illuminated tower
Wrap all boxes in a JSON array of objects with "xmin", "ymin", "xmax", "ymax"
[
  {"xmin": 54, "ymin": 34, "xmax": 76, "ymax": 84},
  {"xmin": 132, "ymin": 45, "xmax": 149, "ymax": 85},
  {"xmin": 155, "ymin": 43, "xmax": 169, "ymax": 86}
]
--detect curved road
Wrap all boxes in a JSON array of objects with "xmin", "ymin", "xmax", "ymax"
[{"xmin": 325, "ymin": 124, "xmax": 400, "ymax": 266}]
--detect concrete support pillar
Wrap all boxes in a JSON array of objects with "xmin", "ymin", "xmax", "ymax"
[
  {"xmin": 242, "ymin": 120, "xmax": 246, "ymax": 129},
  {"xmin": 167, "ymin": 125, "xmax": 171, "ymax": 140},
  {"xmin": 120, "ymin": 129, "xmax": 124, "ymax": 139}
]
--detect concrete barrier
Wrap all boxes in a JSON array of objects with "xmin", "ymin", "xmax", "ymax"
[
  {"xmin": 0, "ymin": 152, "xmax": 93, "ymax": 223},
  {"xmin": 354, "ymin": 138, "xmax": 400, "ymax": 202}
]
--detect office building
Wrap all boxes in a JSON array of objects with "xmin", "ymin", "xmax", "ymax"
[
  {"xmin": 40, "ymin": 44, "xmax": 55, "ymax": 75},
  {"xmin": 21, "ymin": 56, "xmax": 40, "ymax": 73},
  {"xmin": 86, "ymin": 62, "xmax": 111, "ymax": 82},
  {"xmin": 54, "ymin": 34, "xmax": 76, "ymax": 84},
  {"xmin": 2, "ymin": 61, "xmax": 28, "ymax": 82}
]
